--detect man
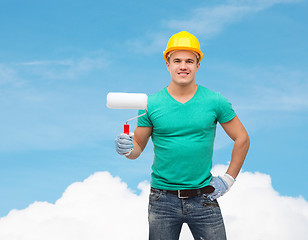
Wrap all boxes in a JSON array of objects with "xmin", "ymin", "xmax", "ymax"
[{"xmin": 115, "ymin": 31, "xmax": 250, "ymax": 240}]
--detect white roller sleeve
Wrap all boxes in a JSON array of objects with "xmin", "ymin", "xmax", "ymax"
[{"xmin": 106, "ymin": 92, "xmax": 148, "ymax": 110}]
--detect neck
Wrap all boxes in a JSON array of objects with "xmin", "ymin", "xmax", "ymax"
[
  {"xmin": 167, "ymin": 81, "xmax": 198, "ymax": 97},
  {"xmin": 167, "ymin": 82, "xmax": 198, "ymax": 104}
]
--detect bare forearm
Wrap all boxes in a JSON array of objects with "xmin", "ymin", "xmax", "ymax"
[
  {"xmin": 125, "ymin": 139, "xmax": 142, "ymax": 160},
  {"xmin": 226, "ymin": 134, "xmax": 250, "ymax": 179},
  {"xmin": 125, "ymin": 126, "xmax": 152, "ymax": 159}
]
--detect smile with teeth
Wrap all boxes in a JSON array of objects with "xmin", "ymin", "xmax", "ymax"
[{"xmin": 178, "ymin": 72, "xmax": 189, "ymax": 76}]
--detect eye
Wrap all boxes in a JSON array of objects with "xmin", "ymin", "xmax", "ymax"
[{"xmin": 186, "ymin": 60, "xmax": 194, "ymax": 64}]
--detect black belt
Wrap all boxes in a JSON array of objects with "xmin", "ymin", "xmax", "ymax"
[{"xmin": 152, "ymin": 185, "xmax": 215, "ymax": 199}]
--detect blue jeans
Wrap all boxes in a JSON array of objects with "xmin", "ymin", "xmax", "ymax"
[{"xmin": 148, "ymin": 188, "xmax": 227, "ymax": 240}]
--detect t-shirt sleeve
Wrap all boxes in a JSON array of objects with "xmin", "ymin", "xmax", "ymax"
[
  {"xmin": 216, "ymin": 93, "xmax": 236, "ymax": 123},
  {"xmin": 137, "ymin": 109, "xmax": 153, "ymax": 127}
]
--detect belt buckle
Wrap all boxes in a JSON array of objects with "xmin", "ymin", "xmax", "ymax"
[{"xmin": 178, "ymin": 190, "xmax": 189, "ymax": 199}]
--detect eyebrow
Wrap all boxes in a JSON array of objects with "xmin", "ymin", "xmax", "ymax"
[{"xmin": 173, "ymin": 58, "xmax": 195, "ymax": 62}]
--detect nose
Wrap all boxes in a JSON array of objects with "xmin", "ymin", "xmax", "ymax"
[{"xmin": 179, "ymin": 61, "xmax": 187, "ymax": 70}]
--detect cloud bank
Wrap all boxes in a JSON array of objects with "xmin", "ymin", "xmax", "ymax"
[{"xmin": 0, "ymin": 165, "xmax": 307, "ymax": 240}]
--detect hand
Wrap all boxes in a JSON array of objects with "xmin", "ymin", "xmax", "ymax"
[
  {"xmin": 115, "ymin": 133, "xmax": 134, "ymax": 156},
  {"xmin": 207, "ymin": 173, "xmax": 235, "ymax": 200}
]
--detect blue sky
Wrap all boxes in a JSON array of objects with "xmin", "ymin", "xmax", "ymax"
[{"xmin": 0, "ymin": 0, "xmax": 307, "ymax": 217}]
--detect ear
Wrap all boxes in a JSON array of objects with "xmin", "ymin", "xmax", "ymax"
[
  {"xmin": 166, "ymin": 61, "xmax": 170, "ymax": 72},
  {"xmin": 196, "ymin": 62, "xmax": 200, "ymax": 71}
]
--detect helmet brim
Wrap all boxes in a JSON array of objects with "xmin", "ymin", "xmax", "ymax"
[{"xmin": 163, "ymin": 47, "xmax": 203, "ymax": 62}]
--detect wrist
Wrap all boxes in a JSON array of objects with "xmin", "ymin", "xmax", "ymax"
[
  {"xmin": 222, "ymin": 173, "xmax": 235, "ymax": 188},
  {"xmin": 124, "ymin": 148, "xmax": 133, "ymax": 156}
]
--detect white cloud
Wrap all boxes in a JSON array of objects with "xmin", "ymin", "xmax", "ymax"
[
  {"xmin": 16, "ymin": 56, "xmax": 109, "ymax": 80},
  {"xmin": 19, "ymin": 60, "xmax": 74, "ymax": 66},
  {"xmin": 202, "ymin": 63, "xmax": 308, "ymax": 149},
  {"xmin": 213, "ymin": 165, "xmax": 308, "ymax": 240},
  {"xmin": 1, "ymin": 166, "xmax": 308, "ymax": 240},
  {"xmin": 0, "ymin": 172, "xmax": 149, "ymax": 240},
  {"xmin": 166, "ymin": 5, "xmax": 253, "ymax": 37},
  {"xmin": 166, "ymin": 0, "xmax": 301, "ymax": 38},
  {"xmin": 0, "ymin": 54, "xmax": 114, "ymax": 152},
  {"xmin": 0, "ymin": 64, "xmax": 24, "ymax": 87},
  {"xmin": 213, "ymin": 64, "xmax": 308, "ymax": 112},
  {"xmin": 0, "ymin": 64, "xmax": 14, "ymax": 83},
  {"xmin": 0, "ymin": 85, "xmax": 114, "ymax": 151},
  {"xmin": 13, "ymin": 49, "xmax": 111, "ymax": 81},
  {"xmin": 128, "ymin": 0, "xmax": 302, "ymax": 55},
  {"xmin": 126, "ymin": 32, "xmax": 168, "ymax": 55},
  {"xmin": 228, "ymin": 0, "xmax": 301, "ymax": 7}
]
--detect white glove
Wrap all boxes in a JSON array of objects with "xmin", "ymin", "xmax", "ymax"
[
  {"xmin": 115, "ymin": 133, "xmax": 134, "ymax": 156},
  {"xmin": 207, "ymin": 173, "xmax": 235, "ymax": 200}
]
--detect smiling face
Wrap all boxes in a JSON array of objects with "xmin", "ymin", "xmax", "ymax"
[{"xmin": 166, "ymin": 50, "xmax": 200, "ymax": 87}]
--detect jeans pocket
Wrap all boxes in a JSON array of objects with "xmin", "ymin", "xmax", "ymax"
[
  {"xmin": 202, "ymin": 196, "xmax": 219, "ymax": 208},
  {"xmin": 149, "ymin": 189, "xmax": 163, "ymax": 202}
]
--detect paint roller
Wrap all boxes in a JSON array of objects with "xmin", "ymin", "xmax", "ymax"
[{"xmin": 106, "ymin": 92, "xmax": 148, "ymax": 134}]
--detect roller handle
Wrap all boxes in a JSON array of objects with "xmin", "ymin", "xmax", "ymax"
[{"xmin": 124, "ymin": 124, "xmax": 129, "ymax": 135}]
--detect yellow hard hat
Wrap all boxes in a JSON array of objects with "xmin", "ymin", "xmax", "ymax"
[{"xmin": 163, "ymin": 31, "xmax": 203, "ymax": 62}]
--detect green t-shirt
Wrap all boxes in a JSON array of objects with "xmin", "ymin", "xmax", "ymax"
[{"xmin": 137, "ymin": 85, "xmax": 236, "ymax": 190}]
